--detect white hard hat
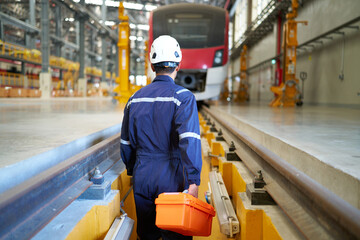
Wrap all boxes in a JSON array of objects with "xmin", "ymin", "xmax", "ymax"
[{"xmin": 150, "ymin": 35, "xmax": 182, "ymax": 65}]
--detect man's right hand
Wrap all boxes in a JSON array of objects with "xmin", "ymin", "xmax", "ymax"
[{"xmin": 188, "ymin": 184, "xmax": 199, "ymax": 198}]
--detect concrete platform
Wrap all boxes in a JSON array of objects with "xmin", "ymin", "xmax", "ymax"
[
  {"xmin": 208, "ymin": 103, "xmax": 360, "ymax": 209},
  {"xmin": 0, "ymin": 97, "xmax": 124, "ymax": 192}
]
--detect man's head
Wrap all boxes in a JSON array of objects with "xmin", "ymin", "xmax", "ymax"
[{"xmin": 150, "ymin": 35, "xmax": 182, "ymax": 76}]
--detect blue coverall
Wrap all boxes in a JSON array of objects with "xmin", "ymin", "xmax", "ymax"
[{"xmin": 120, "ymin": 75, "xmax": 202, "ymax": 240}]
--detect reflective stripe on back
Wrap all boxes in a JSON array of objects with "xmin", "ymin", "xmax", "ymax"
[{"xmin": 127, "ymin": 97, "xmax": 181, "ymax": 108}]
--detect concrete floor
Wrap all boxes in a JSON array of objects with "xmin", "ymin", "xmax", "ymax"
[
  {"xmin": 0, "ymin": 97, "xmax": 124, "ymax": 193},
  {"xmin": 209, "ymin": 103, "xmax": 360, "ymax": 208},
  {"xmin": 0, "ymin": 97, "xmax": 124, "ymax": 168}
]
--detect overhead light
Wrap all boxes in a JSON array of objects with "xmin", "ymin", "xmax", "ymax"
[
  {"xmin": 137, "ymin": 36, "xmax": 143, "ymax": 41},
  {"xmin": 137, "ymin": 24, "xmax": 149, "ymax": 31},
  {"xmin": 129, "ymin": 36, "xmax": 137, "ymax": 41},
  {"xmin": 65, "ymin": 17, "xmax": 75, "ymax": 22},
  {"xmin": 73, "ymin": 0, "xmax": 157, "ymax": 11},
  {"xmin": 129, "ymin": 24, "xmax": 149, "ymax": 31},
  {"xmin": 123, "ymin": 2, "xmax": 142, "ymax": 10},
  {"xmin": 144, "ymin": 5, "xmax": 157, "ymax": 11},
  {"xmin": 105, "ymin": 21, "xmax": 116, "ymax": 26}
]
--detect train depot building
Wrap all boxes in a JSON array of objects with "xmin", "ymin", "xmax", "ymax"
[{"xmin": 0, "ymin": 0, "xmax": 360, "ymax": 239}]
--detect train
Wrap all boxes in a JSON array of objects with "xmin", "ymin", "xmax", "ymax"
[{"xmin": 148, "ymin": 3, "xmax": 229, "ymax": 101}]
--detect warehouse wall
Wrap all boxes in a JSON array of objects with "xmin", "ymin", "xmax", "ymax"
[{"xmin": 232, "ymin": 0, "xmax": 360, "ymax": 106}]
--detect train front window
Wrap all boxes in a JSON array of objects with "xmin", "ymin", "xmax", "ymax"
[{"xmin": 166, "ymin": 13, "xmax": 216, "ymax": 49}]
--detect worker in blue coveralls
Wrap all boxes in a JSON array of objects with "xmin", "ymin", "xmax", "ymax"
[{"xmin": 120, "ymin": 35, "xmax": 202, "ymax": 240}]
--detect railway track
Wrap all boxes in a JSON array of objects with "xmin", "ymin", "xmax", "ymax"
[
  {"xmin": 202, "ymin": 106, "xmax": 360, "ymax": 239},
  {"xmin": 1, "ymin": 107, "xmax": 360, "ymax": 239},
  {"xmin": 0, "ymin": 133, "xmax": 121, "ymax": 239}
]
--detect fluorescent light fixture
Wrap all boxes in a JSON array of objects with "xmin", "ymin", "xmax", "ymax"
[
  {"xmin": 129, "ymin": 24, "xmax": 149, "ymax": 31},
  {"xmin": 137, "ymin": 24, "xmax": 149, "ymax": 31},
  {"xmin": 65, "ymin": 17, "xmax": 75, "ymax": 22},
  {"xmin": 123, "ymin": 2, "xmax": 142, "ymax": 10},
  {"xmin": 129, "ymin": 36, "xmax": 137, "ymax": 41},
  {"xmin": 73, "ymin": 0, "xmax": 157, "ymax": 11},
  {"xmin": 136, "ymin": 75, "xmax": 147, "ymax": 86},
  {"xmin": 105, "ymin": 20, "xmax": 116, "ymax": 26},
  {"xmin": 145, "ymin": 5, "xmax": 157, "ymax": 11},
  {"xmin": 137, "ymin": 36, "xmax": 143, "ymax": 41}
]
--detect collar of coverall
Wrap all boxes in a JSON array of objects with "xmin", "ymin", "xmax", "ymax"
[{"xmin": 153, "ymin": 74, "xmax": 175, "ymax": 84}]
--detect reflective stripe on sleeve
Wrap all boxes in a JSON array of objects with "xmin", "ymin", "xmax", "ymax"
[
  {"xmin": 176, "ymin": 89, "xmax": 189, "ymax": 94},
  {"xmin": 121, "ymin": 139, "xmax": 131, "ymax": 145},
  {"xmin": 179, "ymin": 132, "xmax": 201, "ymax": 140}
]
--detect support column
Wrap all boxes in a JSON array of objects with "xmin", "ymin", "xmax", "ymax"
[
  {"xmin": 115, "ymin": 40, "xmax": 119, "ymax": 78},
  {"xmin": 40, "ymin": 0, "xmax": 51, "ymax": 98},
  {"xmin": 21, "ymin": 62, "xmax": 29, "ymax": 88},
  {"xmin": 78, "ymin": 0, "xmax": 87, "ymax": 97},
  {"xmin": 75, "ymin": 21, "xmax": 80, "ymax": 62},
  {"xmin": 89, "ymin": 28, "xmax": 96, "ymax": 84},
  {"xmin": 108, "ymin": 41, "xmax": 117, "ymax": 86},
  {"xmin": 29, "ymin": 0, "xmax": 36, "ymax": 49},
  {"xmin": 101, "ymin": 0, "xmax": 107, "ymax": 83},
  {"xmin": 55, "ymin": 4, "xmax": 62, "ymax": 57},
  {"xmin": 134, "ymin": 29, "xmax": 138, "ymax": 78},
  {"xmin": 101, "ymin": 37, "xmax": 107, "ymax": 82},
  {"xmin": 0, "ymin": 5, "xmax": 3, "ymax": 40}
]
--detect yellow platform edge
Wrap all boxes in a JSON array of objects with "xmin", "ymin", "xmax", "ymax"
[
  {"xmin": 66, "ymin": 171, "xmax": 137, "ymax": 240},
  {"xmin": 198, "ymin": 113, "xmax": 282, "ymax": 240},
  {"xmin": 66, "ymin": 112, "xmax": 285, "ymax": 240}
]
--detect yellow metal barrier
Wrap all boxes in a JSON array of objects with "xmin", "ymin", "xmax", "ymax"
[
  {"xmin": 0, "ymin": 72, "xmax": 24, "ymax": 87},
  {"xmin": 28, "ymin": 75, "xmax": 40, "ymax": 88},
  {"xmin": 0, "ymin": 40, "xmax": 41, "ymax": 64}
]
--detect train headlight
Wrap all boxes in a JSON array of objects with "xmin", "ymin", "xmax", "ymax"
[{"xmin": 213, "ymin": 50, "xmax": 223, "ymax": 67}]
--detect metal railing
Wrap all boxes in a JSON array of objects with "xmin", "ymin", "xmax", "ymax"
[
  {"xmin": 0, "ymin": 40, "xmax": 41, "ymax": 63},
  {"xmin": 0, "ymin": 72, "xmax": 24, "ymax": 87}
]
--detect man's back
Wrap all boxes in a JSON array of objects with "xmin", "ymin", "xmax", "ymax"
[
  {"xmin": 125, "ymin": 75, "xmax": 197, "ymax": 154},
  {"xmin": 120, "ymin": 35, "xmax": 201, "ymax": 240}
]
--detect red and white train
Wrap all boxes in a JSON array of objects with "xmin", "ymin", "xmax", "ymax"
[{"xmin": 149, "ymin": 3, "xmax": 229, "ymax": 101}]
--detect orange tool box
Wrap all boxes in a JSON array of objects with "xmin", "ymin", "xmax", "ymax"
[{"xmin": 155, "ymin": 192, "xmax": 216, "ymax": 236}]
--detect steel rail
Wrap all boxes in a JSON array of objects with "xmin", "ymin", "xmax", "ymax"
[
  {"xmin": 0, "ymin": 133, "xmax": 121, "ymax": 240},
  {"xmin": 202, "ymin": 106, "xmax": 360, "ymax": 239}
]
